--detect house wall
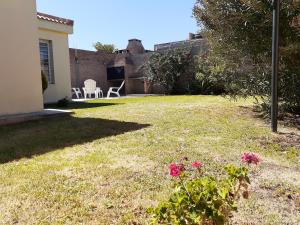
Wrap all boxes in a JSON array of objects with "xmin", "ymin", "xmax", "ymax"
[
  {"xmin": 0, "ymin": 0, "xmax": 43, "ymax": 116},
  {"xmin": 38, "ymin": 28, "xmax": 72, "ymax": 103}
]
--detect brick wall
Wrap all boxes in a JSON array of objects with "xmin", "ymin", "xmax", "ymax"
[
  {"xmin": 69, "ymin": 49, "xmax": 115, "ymax": 93},
  {"xmin": 69, "ymin": 48, "xmax": 154, "ymax": 95},
  {"xmin": 69, "ymin": 36, "xmax": 207, "ymax": 97}
]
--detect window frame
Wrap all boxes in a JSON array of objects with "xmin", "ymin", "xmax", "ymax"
[{"xmin": 39, "ymin": 39, "xmax": 55, "ymax": 84}]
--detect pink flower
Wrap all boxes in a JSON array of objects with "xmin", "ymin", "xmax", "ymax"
[
  {"xmin": 192, "ymin": 161, "xmax": 202, "ymax": 168},
  {"xmin": 169, "ymin": 163, "xmax": 182, "ymax": 177},
  {"xmin": 241, "ymin": 152, "xmax": 260, "ymax": 165}
]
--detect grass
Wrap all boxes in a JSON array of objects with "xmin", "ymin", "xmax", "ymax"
[{"xmin": 0, "ymin": 96, "xmax": 299, "ymax": 225}]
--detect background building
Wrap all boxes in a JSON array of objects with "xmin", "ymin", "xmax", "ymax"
[
  {"xmin": 70, "ymin": 34, "xmax": 207, "ymax": 95},
  {"xmin": 37, "ymin": 13, "xmax": 74, "ymax": 103},
  {"xmin": 0, "ymin": 0, "xmax": 74, "ymax": 118},
  {"xmin": 0, "ymin": 0, "xmax": 44, "ymax": 116},
  {"xmin": 70, "ymin": 39, "xmax": 159, "ymax": 95}
]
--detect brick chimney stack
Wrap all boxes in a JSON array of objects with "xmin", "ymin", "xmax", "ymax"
[
  {"xmin": 189, "ymin": 33, "xmax": 196, "ymax": 40},
  {"xmin": 126, "ymin": 39, "xmax": 145, "ymax": 54}
]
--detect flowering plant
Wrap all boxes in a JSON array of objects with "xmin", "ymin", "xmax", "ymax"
[
  {"xmin": 241, "ymin": 152, "xmax": 260, "ymax": 165},
  {"xmin": 148, "ymin": 153, "xmax": 260, "ymax": 225}
]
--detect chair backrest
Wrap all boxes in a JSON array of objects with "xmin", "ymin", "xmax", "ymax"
[
  {"xmin": 84, "ymin": 79, "xmax": 97, "ymax": 94},
  {"xmin": 118, "ymin": 80, "xmax": 125, "ymax": 92}
]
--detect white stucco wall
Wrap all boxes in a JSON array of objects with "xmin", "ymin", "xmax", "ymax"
[
  {"xmin": 38, "ymin": 23, "xmax": 73, "ymax": 104},
  {"xmin": 0, "ymin": 0, "xmax": 43, "ymax": 116}
]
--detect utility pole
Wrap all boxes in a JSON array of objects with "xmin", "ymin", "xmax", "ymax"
[{"xmin": 271, "ymin": 0, "xmax": 280, "ymax": 132}]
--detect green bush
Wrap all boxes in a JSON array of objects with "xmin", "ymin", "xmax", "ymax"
[
  {"xmin": 143, "ymin": 49, "xmax": 225, "ymax": 95},
  {"xmin": 193, "ymin": 0, "xmax": 300, "ymax": 114},
  {"xmin": 148, "ymin": 153, "xmax": 260, "ymax": 225},
  {"xmin": 56, "ymin": 97, "xmax": 69, "ymax": 108},
  {"xmin": 143, "ymin": 49, "xmax": 195, "ymax": 94},
  {"xmin": 93, "ymin": 42, "xmax": 117, "ymax": 53},
  {"xmin": 194, "ymin": 55, "xmax": 226, "ymax": 95},
  {"xmin": 41, "ymin": 71, "xmax": 48, "ymax": 93}
]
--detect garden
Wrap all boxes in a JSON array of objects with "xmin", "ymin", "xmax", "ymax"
[
  {"xmin": 0, "ymin": 96, "xmax": 299, "ymax": 224},
  {"xmin": 0, "ymin": 0, "xmax": 300, "ymax": 224}
]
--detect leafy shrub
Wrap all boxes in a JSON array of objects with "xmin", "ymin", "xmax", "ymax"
[
  {"xmin": 194, "ymin": 55, "xmax": 226, "ymax": 95},
  {"xmin": 193, "ymin": 0, "xmax": 300, "ymax": 114},
  {"xmin": 148, "ymin": 153, "xmax": 260, "ymax": 225},
  {"xmin": 93, "ymin": 42, "xmax": 117, "ymax": 53},
  {"xmin": 143, "ymin": 49, "xmax": 226, "ymax": 95},
  {"xmin": 143, "ymin": 49, "xmax": 196, "ymax": 94},
  {"xmin": 56, "ymin": 97, "xmax": 69, "ymax": 108},
  {"xmin": 41, "ymin": 71, "xmax": 48, "ymax": 93}
]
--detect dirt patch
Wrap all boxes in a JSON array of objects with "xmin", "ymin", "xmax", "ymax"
[
  {"xmin": 232, "ymin": 159, "xmax": 300, "ymax": 225},
  {"xmin": 280, "ymin": 113, "xmax": 300, "ymax": 130},
  {"xmin": 109, "ymin": 154, "xmax": 157, "ymax": 173},
  {"xmin": 258, "ymin": 131, "xmax": 300, "ymax": 152}
]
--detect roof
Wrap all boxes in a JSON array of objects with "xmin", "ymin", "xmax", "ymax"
[
  {"xmin": 37, "ymin": 12, "xmax": 74, "ymax": 26},
  {"xmin": 154, "ymin": 38, "xmax": 206, "ymax": 51}
]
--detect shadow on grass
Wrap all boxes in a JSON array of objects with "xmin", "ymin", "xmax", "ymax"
[
  {"xmin": 239, "ymin": 106, "xmax": 300, "ymax": 130},
  {"xmin": 45, "ymin": 101, "xmax": 122, "ymax": 110},
  {"xmin": 0, "ymin": 116, "xmax": 150, "ymax": 164}
]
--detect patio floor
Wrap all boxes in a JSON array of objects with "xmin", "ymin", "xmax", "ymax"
[
  {"xmin": 0, "ymin": 109, "xmax": 73, "ymax": 126},
  {"xmin": 72, "ymin": 94, "xmax": 162, "ymax": 101}
]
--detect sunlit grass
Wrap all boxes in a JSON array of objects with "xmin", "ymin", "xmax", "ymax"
[{"xmin": 0, "ymin": 96, "xmax": 298, "ymax": 224}]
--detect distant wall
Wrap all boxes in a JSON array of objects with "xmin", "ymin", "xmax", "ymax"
[
  {"xmin": 69, "ymin": 49, "xmax": 115, "ymax": 93},
  {"xmin": 69, "ymin": 49, "xmax": 152, "ymax": 95},
  {"xmin": 69, "ymin": 49, "xmax": 165, "ymax": 96},
  {"xmin": 0, "ymin": 0, "xmax": 43, "ymax": 116},
  {"xmin": 154, "ymin": 38, "xmax": 208, "ymax": 55}
]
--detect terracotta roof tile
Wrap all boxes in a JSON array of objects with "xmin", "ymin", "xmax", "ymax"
[{"xmin": 37, "ymin": 12, "xmax": 74, "ymax": 26}]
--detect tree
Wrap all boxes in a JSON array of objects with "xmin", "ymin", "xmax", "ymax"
[
  {"xmin": 193, "ymin": 0, "xmax": 300, "ymax": 114},
  {"xmin": 93, "ymin": 42, "xmax": 116, "ymax": 53},
  {"xmin": 143, "ymin": 49, "xmax": 196, "ymax": 94}
]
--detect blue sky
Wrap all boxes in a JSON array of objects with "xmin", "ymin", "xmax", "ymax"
[{"xmin": 37, "ymin": 0, "xmax": 198, "ymax": 51}]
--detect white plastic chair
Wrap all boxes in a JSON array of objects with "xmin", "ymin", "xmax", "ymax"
[
  {"xmin": 83, "ymin": 79, "xmax": 101, "ymax": 99},
  {"xmin": 95, "ymin": 87, "xmax": 104, "ymax": 98},
  {"xmin": 72, "ymin": 88, "xmax": 83, "ymax": 99},
  {"xmin": 107, "ymin": 80, "xmax": 125, "ymax": 98}
]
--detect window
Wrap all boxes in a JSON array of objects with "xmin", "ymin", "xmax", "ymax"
[{"xmin": 39, "ymin": 40, "xmax": 55, "ymax": 84}]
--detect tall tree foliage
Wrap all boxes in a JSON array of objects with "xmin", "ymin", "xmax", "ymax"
[
  {"xmin": 143, "ymin": 49, "xmax": 196, "ymax": 94},
  {"xmin": 93, "ymin": 42, "xmax": 117, "ymax": 53},
  {"xmin": 193, "ymin": 0, "xmax": 300, "ymax": 113}
]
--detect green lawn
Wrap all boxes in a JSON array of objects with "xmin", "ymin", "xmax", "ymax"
[{"xmin": 0, "ymin": 96, "xmax": 299, "ymax": 225}]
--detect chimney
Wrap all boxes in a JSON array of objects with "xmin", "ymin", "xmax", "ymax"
[
  {"xmin": 189, "ymin": 33, "xmax": 195, "ymax": 40},
  {"xmin": 126, "ymin": 39, "xmax": 145, "ymax": 54}
]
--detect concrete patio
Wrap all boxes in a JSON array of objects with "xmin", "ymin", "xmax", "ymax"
[
  {"xmin": 0, "ymin": 109, "xmax": 73, "ymax": 126},
  {"xmin": 72, "ymin": 94, "xmax": 162, "ymax": 102}
]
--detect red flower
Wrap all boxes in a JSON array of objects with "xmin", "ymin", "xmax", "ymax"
[
  {"xmin": 241, "ymin": 152, "xmax": 260, "ymax": 165},
  {"xmin": 169, "ymin": 163, "xmax": 182, "ymax": 177},
  {"xmin": 192, "ymin": 161, "xmax": 202, "ymax": 168}
]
